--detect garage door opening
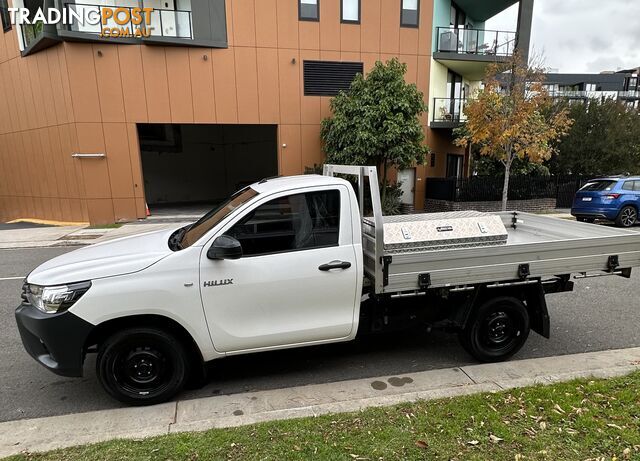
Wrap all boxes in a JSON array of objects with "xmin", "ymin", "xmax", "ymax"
[{"xmin": 137, "ymin": 124, "xmax": 278, "ymax": 215}]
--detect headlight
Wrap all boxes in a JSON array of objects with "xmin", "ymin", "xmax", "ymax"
[{"xmin": 23, "ymin": 281, "xmax": 91, "ymax": 314}]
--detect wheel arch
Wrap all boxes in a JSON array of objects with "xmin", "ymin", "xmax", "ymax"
[
  {"xmin": 458, "ymin": 282, "xmax": 548, "ymax": 338},
  {"xmin": 84, "ymin": 314, "xmax": 205, "ymax": 367}
]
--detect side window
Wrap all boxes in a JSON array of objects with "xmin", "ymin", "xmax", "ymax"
[
  {"xmin": 622, "ymin": 181, "xmax": 634, "ymax": 191},
  {"xmin": 225, "ymin": 190, "xmax": 341, "ymax": 257},
  {"xmin": 634, "ymin": 181, "xmax": 640, "ymax": 192},
  {"xmin": 299, "ymin": 0, "xmax": 319, "ymax": 21},
  {"xmin": 401, "ymin": 0, "xmax": 420, "ymax": 27}
]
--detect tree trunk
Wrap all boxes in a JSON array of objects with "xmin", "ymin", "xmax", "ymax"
[{"xmin": 502, "ymin": 159, "xmax": 512, "ymax": 212}]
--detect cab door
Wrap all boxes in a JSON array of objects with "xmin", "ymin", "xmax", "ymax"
[{"xmin": 199, "ymin": 186, "xmax": 359, "ymax": 353}]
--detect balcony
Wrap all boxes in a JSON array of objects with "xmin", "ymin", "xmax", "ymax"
[
  {"xmin": 619, "ymin": 90, "xmax": 640, "ymax": 100},
  {"xmin": 431, "ymin": 98, "xmax": 467, "ymax": 129},
  {"xmin": 434, "ymin": 27, "xmax": 516, "ymax": 80},
  {"xmin": 61, "ymin": 2, "xmax": 193, "ymax": 42},
  {"xmin": 548, "ymin": 91, "xmax": 620, "ymax": 102}
]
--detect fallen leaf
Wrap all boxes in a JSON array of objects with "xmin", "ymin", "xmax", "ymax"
[
  {"xmin": 607, "ymin": 423, "xmax": 624, "ymax": 430},
  {"xmin": 489, "ymin": 434, "xmax": 503, "ymax": 444},
  {"xmin": 539, "ymin": 421, "xmax": 547, "ymax": 430},
  {"xmin": 467, "ymin": 440, "xmax": 480, "ymax": 446},
  {"xmin": 415, "ymin": 440, "xmax": 428, "ymax": 449}
]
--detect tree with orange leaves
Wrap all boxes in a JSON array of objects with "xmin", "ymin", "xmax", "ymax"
[{"xmin": 455, "ymin": 53, "xmax": 573, "ymax": 211}]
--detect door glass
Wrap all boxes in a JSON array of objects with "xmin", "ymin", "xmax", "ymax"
[
  {"xmin": 226, "ymin": 190, "xmax": 341, "ymax": 257},
  {"xmin": 622, "ymin": 181, "xmax": 634, "ymax": 191}
]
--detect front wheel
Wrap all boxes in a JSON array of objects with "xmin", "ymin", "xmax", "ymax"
[
  {"xmin": 96, "ymin": 327, "xmax": 188, "ymax": 405},
  {"xmin": 615, "ymin": 206, "xmax": 637, "ymax": 228},
  {"xmin": 459, "ymin": 296, "xmax": 530, "ymax": 363}
]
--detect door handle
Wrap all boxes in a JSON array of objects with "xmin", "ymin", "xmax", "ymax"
[{"xmin": 318, "ymin": 261, "xmax": 352, "ymax": 271}]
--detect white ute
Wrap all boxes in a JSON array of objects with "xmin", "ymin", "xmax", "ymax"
[{"xmin": 15, "ymin": 165, "xmax": 640, "ymax": 404}]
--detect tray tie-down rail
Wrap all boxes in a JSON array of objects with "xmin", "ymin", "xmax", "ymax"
[{"xmin": 573, "ymin": 254, "xmax": 632, "ymax": 280}]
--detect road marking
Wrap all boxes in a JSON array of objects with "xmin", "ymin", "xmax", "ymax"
[{"xmin": 0, "ymin": 276, "xmax": 25, "ymax": 281}]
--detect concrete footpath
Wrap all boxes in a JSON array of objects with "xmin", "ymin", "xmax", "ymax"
[
  {"xmin": 1, "ymin": 347, "xmax": 640, "ymax": 458},
  {"xmin": 0, "ymin": 222, "xmax": 189, "ymax": 249}
]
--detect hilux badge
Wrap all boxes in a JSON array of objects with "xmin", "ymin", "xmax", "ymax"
[{"xmin": 203, "ymin": 279, "xmax": 234, "ymax": 287}]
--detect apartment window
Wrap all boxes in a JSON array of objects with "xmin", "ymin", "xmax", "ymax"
[
  {"xmin": 299, "ymin": 0, "xmax": 319, "ymax": 21},
  {"xmin": 430, "ymin": 152, "xmax": 436, "ymax": 168},
  {"xmin": 0, "ymin": 0, "xmax": 11, "ymax": 32},
  {"xmin": 304, "ymin": 60, "xmax": 364, "ymax": 96},
  {"xmin": 585, "ymin": 83, "xmax": 597, "ymax": 91},
  {"xmin": 225, "ymin": 191, "xmax": 341, "ymax": 257},
  {"xmin": 401, "ymin": 0, "xmax": 419, "ymax": 27},
  {"xmin": 341, "ymin": 0, "xmax": 360, "ymax": 23}
]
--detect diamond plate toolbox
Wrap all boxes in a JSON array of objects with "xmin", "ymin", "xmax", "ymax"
[{"xmin": 362, "ymin": 211, "xmax": 508, "ymax": 253}]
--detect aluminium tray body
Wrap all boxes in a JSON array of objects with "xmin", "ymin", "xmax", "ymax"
[{"xmin": 362, "ymin": 212, "xmax": 640, "ymax": 294}]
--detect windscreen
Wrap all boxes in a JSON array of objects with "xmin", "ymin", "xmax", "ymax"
[
  {"xmin": 579, "ymin": 180, "xmax": 617, "ymax": 192},
  {"xmin": 180, "ymin": 187, "xmax": 259, "ymax": 248}
]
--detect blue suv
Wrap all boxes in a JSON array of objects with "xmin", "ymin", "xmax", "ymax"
[{"xmin": 571, "ymin": 177, "xmax": 640, "ymax": 227}]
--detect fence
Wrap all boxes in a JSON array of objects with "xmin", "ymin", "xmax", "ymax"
[{"xmin": 426, "ymin": 175, "xmax": 588, "ymax": 208}]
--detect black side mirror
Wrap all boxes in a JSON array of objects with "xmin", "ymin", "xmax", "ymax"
[{"xmin": 207, "ymin": 236, "xmax": 243, "ymax": 260}]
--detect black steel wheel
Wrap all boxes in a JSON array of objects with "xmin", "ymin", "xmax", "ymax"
[
  {"xmin": 459, "ymin": 296, "xmax": 530, "ymax": 363},
  {"xmin": 615, "ymin": 206, "xmax": 637, "ymax": 228},
  {"xmin": 96, "ymin": 328, "xmax": 188, "ymax": 405}
]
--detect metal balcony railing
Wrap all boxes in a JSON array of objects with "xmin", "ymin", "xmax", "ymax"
[
  {"xmin": 63, "ymin": 2, "xmax": 193, "ymax": 39},
  {"xmin": 619, "ymin": 90, "xmax": 640, "ymax": 100},
  {"xmin": 433, "ymin": 98, "xmax": 466, "ymax": 123},
  {"xmin": 436, "ymin": 27, "xmax": 516, "ymax": 57}
]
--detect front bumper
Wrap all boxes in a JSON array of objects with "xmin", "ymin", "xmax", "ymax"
[{"xmin": 15, "ymin": 303, "xmax": 94, "ymax": 377}]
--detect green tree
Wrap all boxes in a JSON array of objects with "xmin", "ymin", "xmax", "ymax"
[
  {"xmin": 455, "ymin": 53, "xmax": 573, "ymax": 211},
  {"xmin": 321, "ymin": 58, "xmax": 429, "ymax": 202},
  {"xmin": 547, "ymin": 99, "xmax": 640, "ymax": 176}
]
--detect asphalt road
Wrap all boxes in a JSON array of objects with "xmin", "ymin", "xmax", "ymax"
[{"xmin": 2, "ymin": 242, "xmax": 640, "ymax": 423}]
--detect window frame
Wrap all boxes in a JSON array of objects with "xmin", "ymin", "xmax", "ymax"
[
  {"xmin": 298, "ymin": 0, "xmax": 320, "ymax": 22},
  {"xmin": 223, "ymin": 189, "xmax": 342, "ymax": 259},
  {"xmin": 400, "ymin": 0, "xmax": 420, "ymax": 28},
  {"xmin": 0, "ymin": 0, "xmax": 11, "ymax": 33},
  {"xmin": 340, "ymin": 0, "xmax": 360, "ymax": 24}
]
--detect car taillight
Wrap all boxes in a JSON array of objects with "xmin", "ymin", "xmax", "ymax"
[{"xmin": 604, "ymin": 193, "xmax": 621, "ymax": 200}]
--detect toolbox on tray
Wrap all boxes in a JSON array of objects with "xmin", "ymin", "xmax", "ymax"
[{"xmin": 362, "ymin": 211, "xmax": 509, "ymax": 253}]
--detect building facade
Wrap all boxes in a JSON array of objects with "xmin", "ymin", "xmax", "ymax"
[
  {"xmin": 0, "ymin": 0, "xmax": 532, "ymax": 224},
  {"xmin": 542, "ymin": 69, "xmax": 640, "ymax": 109}
]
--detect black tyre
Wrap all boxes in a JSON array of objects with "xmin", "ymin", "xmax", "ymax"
[
  {"xmin": 96, "ymin": 327, "xmax": 188, "ymax": 405},
  {"xmin": 576, "ymin": 216, "xmax": 595, "ymax": 223},
  {"xmin": 459, "ymin": 296, "xmax": 530, "ymax": 363},
  {"xmin": 615, "ymin": 206, "xmax": 637, "ymax": 228}
]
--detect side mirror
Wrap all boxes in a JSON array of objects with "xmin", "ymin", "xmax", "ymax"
[{"xmin": 207, "ymin": 236, "xmax": 243, "ymax": 260}]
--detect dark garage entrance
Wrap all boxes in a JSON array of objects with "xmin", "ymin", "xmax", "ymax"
[{"xmin": 137, "ymin": 124, "xmax": 278, "ymax": 211}]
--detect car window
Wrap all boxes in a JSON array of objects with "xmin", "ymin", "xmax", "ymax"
[
  {"xmin": 225, "ymin": 190, "xmax": 341, "ymax": 257},
  {"xmin": 622, "ymin": 181, "xmax": 634, "ymax": 191},
  {"xmin": 580, "ymin": 180, "xmax": 617, "ymax": 192},
  {"xmin": 634, "ymin": 181, "xmax": 640, "ymax": 192},
  {"xmin": 180, "ymin": 187, "xmax": 259, "ymax": 248}
]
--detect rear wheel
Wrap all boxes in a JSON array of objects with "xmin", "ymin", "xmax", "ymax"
[
  {"xmin": 96, "ymin": 327, "xmax": 188, "ymax": 405},
  {"xmin": 615, "ymin": 206, "xmax": 637, "ymax": 228},
  {"xmin": 459, "ymin": 296, "xmax": 530, "ymax": 363}
]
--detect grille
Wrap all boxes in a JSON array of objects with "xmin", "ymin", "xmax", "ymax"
[{"xmin": 303, "ymin": 60, "xmax": 364, "ymax": 96}]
